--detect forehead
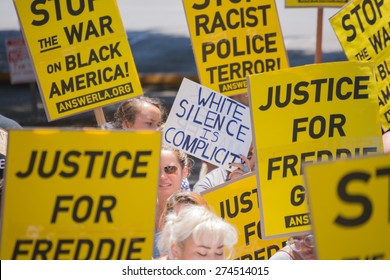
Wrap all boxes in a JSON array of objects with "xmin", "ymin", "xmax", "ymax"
[
  {"xmin": 161, "ymin": 150, "xmax": 179, "ymax": 163},
  {"xmin": 185, "ymin": 235, "xmax": 223, "ymax": 249},
  {"xmin": 137, "ymin": 101, "xmax": 160, "ymax": 114},
  {"xmin": 293, "ymin": 234, "xmax": 310, "ymax": 240}
]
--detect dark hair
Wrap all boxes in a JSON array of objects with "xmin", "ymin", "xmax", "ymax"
[
  {"xmin": 112, "ymin": 96, "xmax": 167, "ymax": 128},
  {"xmin": 158, "ymin": 191, "xmax": 209, "ymax": 231}
]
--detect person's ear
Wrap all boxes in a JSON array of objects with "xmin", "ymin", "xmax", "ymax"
[
  {"xmin": 171, "ymin": 243, "xmax": 181, "ymax": 260},
  {"xmin": 121, "ymin": 120, "xmax": 130, "ymax": 129},
  {"xmin": 182, "ymin": 166, "xmax": 189, "ymax": 179}
]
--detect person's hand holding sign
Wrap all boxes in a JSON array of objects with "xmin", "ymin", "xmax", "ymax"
[{"xmin": 227, "ymin": 149, "xmax": 255, "ymax": 181}]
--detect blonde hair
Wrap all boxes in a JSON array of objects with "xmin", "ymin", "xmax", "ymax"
[
  {"xmin": 157, "ymin": 205, "xmax": 238, "ymax": 259},
  {"xmin": 161, "ymin": 143, "xmax": 194, "ymax": 175}
]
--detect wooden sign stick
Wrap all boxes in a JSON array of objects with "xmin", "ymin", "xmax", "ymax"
[
  {"xmin": 315, "ymin": 8, "xmax": 324, "ymax": 64},
  {"xmin": 94, "ymin": 107, "xmax": 106, "ymax": 127}
]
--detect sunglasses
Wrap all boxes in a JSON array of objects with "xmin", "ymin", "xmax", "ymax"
[
  {"xmin": 287, "ymin": 234, "xmax": 315, "ymax": 251},
  {"xmin": 163, "ymin": 165, "xmax": 178, "ymax": 174}
]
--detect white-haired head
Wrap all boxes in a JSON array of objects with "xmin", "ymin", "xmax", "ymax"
[{"xmin": 157, "ymin": 205, "xmax": 238, "ymax": 260}]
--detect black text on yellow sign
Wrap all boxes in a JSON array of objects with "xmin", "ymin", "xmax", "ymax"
[
  {"xmin": 260, "ymin": 73, "xmax": 379, "ymax": 181},
  {"xmin": 376, "ymin": 58, "xmax": 390, "ymax": 90},
  {"xmin": 377, "ymin": 56, "xmax": 390, "ymax": 130},
  {"xmin": 12, "ymin": 236, "xmax": 147, "ymax": 260},
  {"xmin": 202, "ymin": 173, "xmax": 288, "ymax": 260},
  {"xmin": 305, "ymin": 153, "xmax": 390, "ymax": 260},
  {"xmin": 1, "ymin": 129, "xmax": 160, "ymax": 259},
  {"xmin": 333, "ymin": 166, "xmax": 390, "ymax": 228},
  {"xmin": 15, "ymin": 150, "xmax": 152, "ymax": 179},
  {"xmin": 13, "ymin": 0, "xmax": 142, "ymax": 120},
  {"xmin": 330, "ymin": 0, "xmax": 390, "ymax": 131},
  {"xmin": 248, "ymin": 61, "xmax": 382, "ymax": 238},
  {"xmin": 338, "ymin": 0, "xmax": 386, "ymax": 46},
  {"xmin": 183, "ymin": 0, "xmax": 288, "ymax": 95}
]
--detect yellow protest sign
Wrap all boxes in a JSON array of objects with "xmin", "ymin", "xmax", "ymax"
[
  {"xmin": 248, "ymin": 61, "xmax": 383, "ymax": 238},
  {"xmin": 0, "ymin": 129, "xmax": 160, "ymax": 259},
  {"xmin": 376, "ymin": 54, "xmax": 390, "ymax": 131},
  {"xmin": 13, "ymin": 0, "xmax": 142, "ymax": 121},
  {"xmin": 330, "ymin": 0, "xmax": 389, "ymax": 60},
  {"xmin": 285, "ymin": 0, "xmax": 348, "ymax": 7},
  {"xmin": 304, "ymin": 153, "xmax": 390, "ymax": 260},
  {"xmin": 182, "ymin": 0, "xmax": 288, "ymax": 96},
  {"xmin": 202, "ymin": 173, "xmax": 287, "ymax": 260},
  {"xmin": 330, "ymin": 0, "xmax": 390, "ymax": 131}
]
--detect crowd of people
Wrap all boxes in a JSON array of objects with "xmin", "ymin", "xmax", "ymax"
[
  {"xmin": 106, "ymin": 94, "xmax": 390, "ymax": 260},
  {"xmin": 1, "ymin": 91, "xmax": 389, "ymax": 260},
  {"xmin": 98, "ymin": 95, "xmax": 389, "ymax": 260},
  {"xmin": 99, "ymin": 95, "xmax": 251, "ymax": 260}
]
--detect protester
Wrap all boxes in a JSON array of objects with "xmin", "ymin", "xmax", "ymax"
[
  {"xmin": 157, "ymin": 205, "xmax": 238, "ymax": 260},
  {"xmin": 102, "ymin": 96, "xmax": 167, "ymax": 130},
  {"xmin": 157, "ymin": 144, "xmax": 194, "ymax": 201},
  {"xmin": 154, "ymin": 190, "xmax": 210, "ymax": 259},
  {"xmin": 155, "ymin": 145, "xmax": 194, "ymax": 238},
  {"xmin": 269, "ymin": 233, "xmax": 316, "ymax": 260}
]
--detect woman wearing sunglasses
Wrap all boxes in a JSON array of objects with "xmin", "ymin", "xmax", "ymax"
[
  {"xmin": 153, "ymin": 145, "xmax": 194, "ymax": 257},
  {"xmin": 269, "ymin": 233, "xmax": 316, "ymax": 260},
  {"xmin": 157, "ymin": 145, "xmax": 194, "ymax": 214}
]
